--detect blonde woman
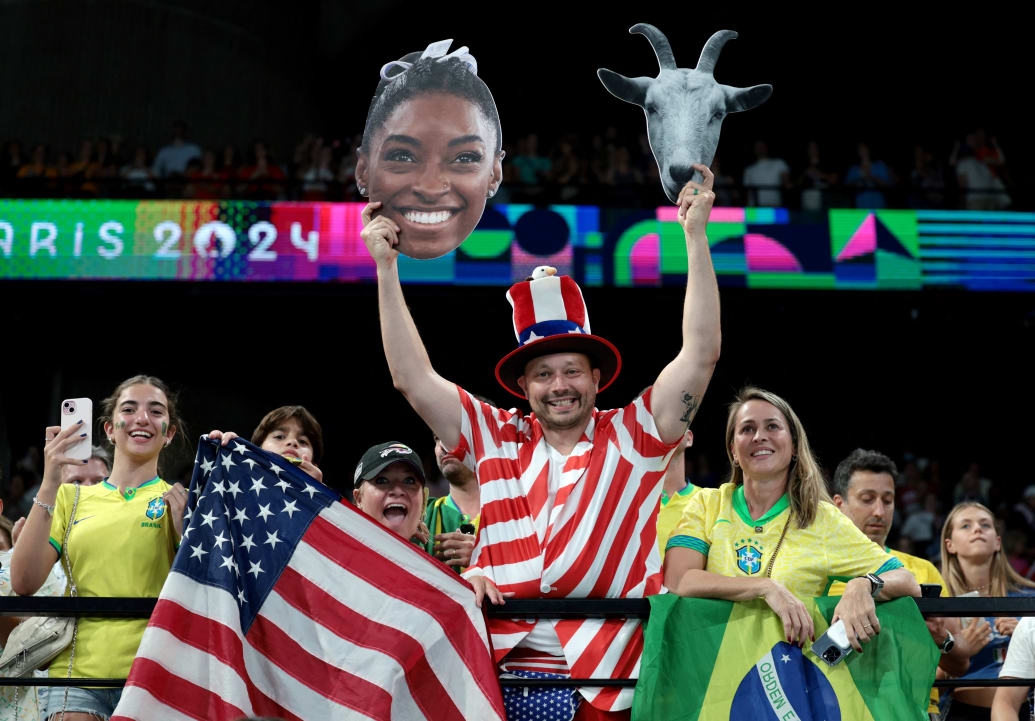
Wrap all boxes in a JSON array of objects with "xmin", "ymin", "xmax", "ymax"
[
  {"xmin": 664, "ymin": 387, "xmax": 919, "ymax": 650},
  {"xmin": 939, "ymin": 502, "xmax": 1034, "ymax": 720}
]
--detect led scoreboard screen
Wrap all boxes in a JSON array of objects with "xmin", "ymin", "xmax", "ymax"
[{"xmin": 1, "ymin": 199, "xmax": 1033, "ymax": 290}]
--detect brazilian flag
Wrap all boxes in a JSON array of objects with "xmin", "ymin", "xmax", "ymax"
[{"xmin": 632, "ymin": 596, "xmax": 938, "ymax": 721}]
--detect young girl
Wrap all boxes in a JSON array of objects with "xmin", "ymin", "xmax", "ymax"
[{"xmin": 10, "ymin": 375, "xmax": 187, "ymax": 721}]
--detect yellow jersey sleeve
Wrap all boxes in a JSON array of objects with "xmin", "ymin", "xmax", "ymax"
[
  {"xmin": 47, "ymin": 482, "xmax": 73, "ymax": 557},
  {"xmin": 666, "ymin": 486, "xmax": 718, "ymax": 557}
]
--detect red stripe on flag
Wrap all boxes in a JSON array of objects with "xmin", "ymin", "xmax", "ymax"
[
  {"xmin": 144, "ymin": 600, "xmax": 304, "ymax": 721},
  {"xmin": 508, "ymin": 282, "xmax": 534, "ymax": 335},
  {"xmin": 305, "ymin": 515, "xmax": 505, "ymax": 717},
  {"xmin": 249, "ymin": 613, "xmax": 396, "ymax": 719},
  {"xmin": 275, "ymin": 566, "xmax": 464, "ymax": 721},
  {"xmin": 115, "ymin": 657, "xmax": 248, "ymax": 721},
  {"xmin": 559, "ymin": 276, "xmax": 587, "ymax": 329},
  {"xmin": 586, "ymin": 458, "xmax": 640, "ymax": 597}
]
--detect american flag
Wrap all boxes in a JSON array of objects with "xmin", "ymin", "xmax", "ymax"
[{"xmin": 112, "ymin": 436, "xmax": 505, "ymax": 721}]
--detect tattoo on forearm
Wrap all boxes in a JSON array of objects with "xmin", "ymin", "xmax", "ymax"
[{"xmin": 679, "ymin": 392, "xmax": 699, "ymax": 426}]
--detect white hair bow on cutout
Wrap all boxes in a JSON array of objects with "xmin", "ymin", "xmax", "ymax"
[{"xmin": 379, "ymin": 39, "xmax": 478, "ymax": 81}]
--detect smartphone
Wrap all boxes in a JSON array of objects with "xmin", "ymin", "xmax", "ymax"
[
  {"xmin": 459, "ymin": 522, "xmax": 476, "ymax": 535},
  {"xmin": 60, "ymin": 398, "xmax": 92, "ymax": 461},
  {"xmin": 811, "ymin": 619, "xmax": 853, "ymax": 667}
]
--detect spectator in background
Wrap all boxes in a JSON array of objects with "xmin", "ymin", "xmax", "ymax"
[
  {"xmin": 0, "ymin": 497, "xmax": 69, "ymax": 721},
  {"xmin": 908, "ymin": 145, "xmax": 946, "ymax": 209},
  {"xmin": 153, "ymin": 120, "xmax": 201, "ymax": 178},
  {"xmin": 184, "ymin": 150, "xmax": 220, "ymax": 199},
  {"xmin": 510, "ymin": 133, "xmax": 551, "ymax": 187},
  {"xmin": 336, "ymin": 136, "xmax": 361, "ymax": 200},
  {"xmin": 238, "ymin": 139, "xmax": 285, "ymax": 200},
  {"xmin": 900, "ymin": 493, "xmax": 941, "ymax": 558},
  {"xmin": 798, "ymin": 140, "xmax": 838, "ymax": 212},
  {"xmin": 954, "ymin": 462, "xmax": 994, "ymax": 506},
  {"xmin": 1, "ymin": 139, "xmax": 24, "ymax": 190},
  {"xmin": 424, "ymin": 431, "xmax": 481, "ymax": 571},
  {"xmin": 218, "ymin": 144, "xmax": 239, "ymax": 195},
  {"xmin": 952, "ymin": 135, "xmax": 1010, "ymax": 211},
  {"xmin": 16, "ymin": 144, "xmax": 55, "ymax": 180},
  {"xmin": 742, "ymin": 140, "xmax": 790, "ymax": 207},
  {"xmin": 550, "ymin": 136, "xmax": 580, "ymax": 202},
  {"xmin": 845, "ymin": 142, "xmax": 894, "ymax": 209},
  {"xmin": 300, "ymin": 145, "xmax": 335, "ymax": 200},
  {"xmin": 1009, "ymin": 485, "xmax": 1035, "ymax": 538},
  {"xmin": 829, "ymin": 448, "xmax": 972, "ymax": 717},
  {"xmin": 120, "ymin": 146, "xmax": 156, "ymax": 194},
  {"xmin": 940, "ymin": 502, "xmax": 1034, "ymax": 719}
]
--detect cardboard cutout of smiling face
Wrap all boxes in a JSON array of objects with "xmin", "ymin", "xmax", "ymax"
[
  {"xmin": 357, "ymin": 40, "xmax": 503, "ymax": 260},
  {"xmin": 597, "ymin": 24, "xmax": 772, "ymax": 203}
]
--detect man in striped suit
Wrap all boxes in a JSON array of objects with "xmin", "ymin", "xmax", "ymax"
[{"xmin": 360, "ymin": 167, "xmax": 721, "ymax": 720}]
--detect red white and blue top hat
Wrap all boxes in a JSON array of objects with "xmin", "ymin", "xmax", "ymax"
[{"xmin": 495, "ymin": 269, "xmax": 622, "ymax": 398}]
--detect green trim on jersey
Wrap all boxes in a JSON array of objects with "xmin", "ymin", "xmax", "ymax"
[
  {"xmin": 100, "ymin": 475, "xmax": 162, "ymax": 501},
  {"xmin": 731, "ymin": 483, "xmax": 789, "ymax": 527},
  {"xmin": 660, "ymin": 481, "xmax": 698, "ymax": 507},
  {"xmin": 666, "ymin": 535, "xmax": 709, "ymax": 555}
]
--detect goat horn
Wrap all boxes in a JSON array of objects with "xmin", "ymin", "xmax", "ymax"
[
  {"xmin": 629, "ymin": 23, "xmax": 676, "ymax": 71},
  {"xmin": 696, "ymin": 29, "xmax": 738, "ymax": 75}
]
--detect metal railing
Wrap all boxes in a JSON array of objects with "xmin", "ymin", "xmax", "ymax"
[{"xmin": 2, "ymin": 596, "xmax": 1034, "ymax": 689}]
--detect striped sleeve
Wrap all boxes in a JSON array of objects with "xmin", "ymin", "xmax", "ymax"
[
  {"xmin": 450, "ymin": 385, "xmax": 515, "ymax": 468},
  {"xmin": 665, "ymin": 485, "xmax": 713, "ymax": 557},
  {"xmin": 615, "ymin": 387, "xmax": 680, "ymax": 466}
]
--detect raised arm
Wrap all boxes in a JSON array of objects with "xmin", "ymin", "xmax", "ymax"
[
  {"xmin": 10, "ymin": 424, "xmax": 73, "ymax": 596},
  {"xmin": 651, "ymin": 164, "xmax": 722, "ymax": 443},
  {"xmin": 362, "ymin": 202, "xmax": 462, "ymax": 448}
]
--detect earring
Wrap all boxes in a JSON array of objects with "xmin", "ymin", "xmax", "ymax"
[
  {"xmin": 487, "ymin": 188, "xmax": 497, "ymax": 199},
  {"xmin": 107, "ymin": 436, "xmax": 113, "ymax": 444},
  {"xmin": 357, "ymin": 185, "xmax": 367, "ymax": 197}
]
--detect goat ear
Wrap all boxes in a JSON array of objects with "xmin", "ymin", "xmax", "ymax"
[
  {"xmin": 724, "ymin": 84, "xmax": 773, "ymax": 113},
  {"xmin": 597, "ymin": 69, "xmax": 649, "ymax": 107}
]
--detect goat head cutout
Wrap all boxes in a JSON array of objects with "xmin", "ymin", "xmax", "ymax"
[{"xmin": 598, "ymin": 24, "xmax": 772, "ymax": 203}]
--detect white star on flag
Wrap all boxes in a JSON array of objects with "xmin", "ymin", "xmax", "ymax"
[
  {"xmin": 221, "ymin": 455, "xmax": 236, "ymax": 472},
  {"xmin": 199, "ymin": 510, "xmax": 217, "ymax": 528},
  {"xmin": 248, "ymin": 560, "xmax": 264, "ymax": 578},
  {"xmin": 211, "ymin": 531, "xmax": 229, "ymax": 550},
  {"xmin": 281, "ymin": 500, "xmax": 299, "ymax": 519},
  {"xmin": 200, "ymin": 458, "xmax": 215, "ymax": 474},
  {"xmin": 232, "ymin": 442, "xmax": 248, "ymax": 455},
  {"xmin": 250, "ymin": 477, "xmax": 265, "ymax": 496},
  {"xmin": 226, "ymin": 480, "xmax": 242, "ymax": 499},
  {"xmin": 189, "ymin": 543, "xmax": 208, "ymax": 560},
  {"xmin": 264, "ymin": 530, "xmax": 281, "ymax": 549},
  {"xmin": 256, "ymin": 503, "xmax": 274, "ymax": 522}
]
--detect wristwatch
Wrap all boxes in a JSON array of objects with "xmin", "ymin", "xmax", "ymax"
[
  {"xmin": 939, "ymin": 630, "xmax": 955, "ymax": 654},
  {"xmin": 862, "ymin": 573, "xmax": 884, "ymax": 598}
]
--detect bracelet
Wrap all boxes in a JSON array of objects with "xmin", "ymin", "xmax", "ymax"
[{"xmin": 32, "ymin": 495, "xmax": 55, "ymax": 515}]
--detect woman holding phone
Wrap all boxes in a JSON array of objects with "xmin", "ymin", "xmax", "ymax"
[
  {"xmin": 10, "ymin": 375, "xmax": 187, "ymax": 721},
  {"xmin": 663, "ymin": 387, "xmax": 920, "ymax": 651}
]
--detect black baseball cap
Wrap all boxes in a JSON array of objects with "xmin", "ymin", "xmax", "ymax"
[{"xmin": 353, "ymin": 441, "xmax": 427, "ymax": 490}]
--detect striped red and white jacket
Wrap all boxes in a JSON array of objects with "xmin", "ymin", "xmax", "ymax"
[{"xmin": 452, "ymin": 386, "xmax": 679, "ymax": 711}]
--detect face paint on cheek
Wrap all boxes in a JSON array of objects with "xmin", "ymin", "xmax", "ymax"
[
  {"xmin": 162, "ymin": 422, "xmax": 167, "ymax": 436},
  {"xmin": 114, "ymin": 421, "xmax": 125, "ymax": 430}
]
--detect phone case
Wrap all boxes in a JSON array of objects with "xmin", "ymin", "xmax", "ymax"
[{"xmin": 60, "ymin": 398, "xmax": 93, "ymax": 461}]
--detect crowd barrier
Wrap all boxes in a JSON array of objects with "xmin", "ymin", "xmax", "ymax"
[{"xmin": 2, "ymin": 596, "xmax": 1035, "ymax": 689}]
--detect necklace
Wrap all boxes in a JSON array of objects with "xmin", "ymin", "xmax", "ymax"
[{"xmin": 965, "ymin": 583, "xmax": 988, "ymax": 594}]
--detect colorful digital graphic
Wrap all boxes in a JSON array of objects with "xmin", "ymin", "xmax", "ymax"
[
  {"xmin": 2, "ymin": 199, "xmax": 1033, "ymax": 291},
  {"xmin": 598, "ymin": 24, "xmax": 772, "ymax": 202},
  {"xmin": 357, "ymin": 39, "xmax": 503, "ymax": 260}
]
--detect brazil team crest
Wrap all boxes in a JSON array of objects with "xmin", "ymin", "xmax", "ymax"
[
  {"xmin": 145, "ymin": 497, "xmax": 166, "ymax": 520},
  {"xmin": 734, "ymin": 538, "xmax": 764, "ymax": 575}
]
